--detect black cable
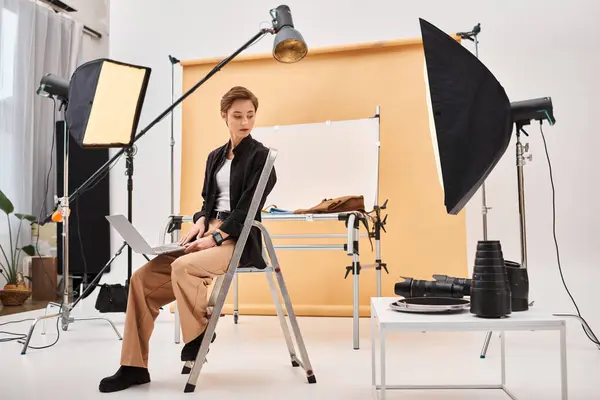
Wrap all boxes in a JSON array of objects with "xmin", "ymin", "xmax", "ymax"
[
  {"xmin": 0, "ymin": 318, "xmax": 34, "ymax": 343},
  {"xmin": 33, "ymin": 98, "xmax": 57, "ymax": 287},
  {"xmin": 0, "ymin": 318, "xmax": 60, "ymax": 349},
  {"xmin": 539, "ymin": 121, "xmax": 600, "ymax": 346}
]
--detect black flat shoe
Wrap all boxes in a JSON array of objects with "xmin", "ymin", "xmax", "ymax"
[
  {"xmin": 99, "ymin": 366, "xmax": 150, "ymax": 393},
  {"xmin": 181, "ymin": 331, "xmax": 217, "ymax": 361}
]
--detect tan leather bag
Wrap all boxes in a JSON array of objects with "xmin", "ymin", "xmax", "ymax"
[{"xmin": 294, "ymin": 195, "xmax": 366, "ymax": 214}]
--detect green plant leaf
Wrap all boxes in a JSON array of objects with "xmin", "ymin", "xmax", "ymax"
[
  {"xmin": 21, "ymin": 245, "xmax": 35, "ymax": 257},
  {"xmin": 15, "ymin": 213, "xmax": 37, "ymax": 222},
  {"xmin": 0, "ymin": 190, "xmax": 14, "ymax": 214},
  {"xmin": 0, "ymin": 244, "xmax": 11, "ymax": 271}
]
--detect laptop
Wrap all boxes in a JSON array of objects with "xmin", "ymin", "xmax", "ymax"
[{"xmin": 105, "ymin": 214, "xmax": 185, "ymax": 255}]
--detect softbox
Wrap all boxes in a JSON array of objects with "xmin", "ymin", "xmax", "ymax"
[
  {"xmin": 65, "ymin": 59, "xmax": 151, "ymax": 148},
  {"xmin": 420, "ymin": 18, "xmax": 513, "ymax": 215}
]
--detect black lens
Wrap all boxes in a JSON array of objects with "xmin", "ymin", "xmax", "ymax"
[
  {"xmin": 477, "ymin": 241, "xmax": 502, "ymax": 251},
  {"xmin": 470, "ymin": 240, "xmax": 511, "ymax": 318},
  {"xmin": 505, "ymin": 260, "xmax": 529, "ymax": 311},
  {"xmin": 394, "ymin": 277, "xmax": 467, "ymax": 298}
]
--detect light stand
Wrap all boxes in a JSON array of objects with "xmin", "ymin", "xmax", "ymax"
[
  {"xmin": 124, "ymin": 146, "xmax": 148, "ymax": 286},
  {"xmin": 168, "ymin": 55, "xmax": 180, "ymax": 243},
  {"xmin": 22, "ymin": 4, "xmax": 307, "ymax": 353},
  {"xmin": 515, "ymin": 123, "xmax": 531, "ymax": 269},
  {"xmin": 458, "ymin": 24, "xmax": 491, "ymax": 240},
  {"xmin": 21, "ymin": 98, "xmax": 122, "ymax": 354}
]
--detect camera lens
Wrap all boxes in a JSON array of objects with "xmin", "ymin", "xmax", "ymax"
[{"xmin": 394, "ymin": 277, "xmax": 468, "ymax": 298}]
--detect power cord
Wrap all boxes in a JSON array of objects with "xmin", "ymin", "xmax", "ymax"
[
  {"xmin": 0, "ymin": 317, "xmax": 61, "ymax": 349},
  {"xmin": 539, "ymin": 121, "xmax": 600, "ymax": 346}
]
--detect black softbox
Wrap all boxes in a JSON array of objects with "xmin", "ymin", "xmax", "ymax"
[
  {"xmin": 65, "ymin": 59, "xmax": 151, "ymax": 148},
  {"xmin": 420, "ymin": 18, "xmax": 513, "ymax": 215}
]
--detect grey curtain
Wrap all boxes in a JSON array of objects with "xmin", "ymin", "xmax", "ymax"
[
  {"xmin": 0, "ymin": 0, "xmax": 82, "ymax": 285},
  {"xmin": 0, "ymin": 0, "xmax": 83, "ymax": 222}
]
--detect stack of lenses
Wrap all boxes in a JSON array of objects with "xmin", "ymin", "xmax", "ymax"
[{"xmin": 470, "ymin": 240, "xmax": 512, "ymax": 318}]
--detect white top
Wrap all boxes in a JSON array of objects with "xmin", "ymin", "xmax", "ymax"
[
  {"xmin": 371, "ymin": 297, "xmax": 566, "ymax": 332},
  {"xmin": 215, "ymin": 159, "xmax": 232, "ymax": 212}
]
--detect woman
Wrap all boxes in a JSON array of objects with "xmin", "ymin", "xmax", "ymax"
[{"xmin": 99, "ymin": 86, "xmax": 277, "ymax": 393}]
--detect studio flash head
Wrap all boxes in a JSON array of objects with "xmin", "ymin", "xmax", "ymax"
[
  {"xmin": 36, "ymin": 73, "xmax": 70, "ymax": 101},
  {"xmin": 511, "ymin": 97, "xmax": 556, "ymax": 127}
]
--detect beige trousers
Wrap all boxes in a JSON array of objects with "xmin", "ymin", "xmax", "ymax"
[{"xmin": 120, "ymin": 218, "xmax": 235, "ymax": 368}]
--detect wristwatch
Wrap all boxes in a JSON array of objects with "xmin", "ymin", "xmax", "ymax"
[{"xmin": 212, "ymin": 231, "xmax": 224, "ymax": 246}]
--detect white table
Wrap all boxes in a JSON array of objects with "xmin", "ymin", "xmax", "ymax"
[{"xmin": 371, "ymin": 297, "xmax": 568, "ymax": 400}]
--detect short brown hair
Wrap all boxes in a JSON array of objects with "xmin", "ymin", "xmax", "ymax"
[{"xmin": 220, "ymin": 86, "xmax": 259, "ymax": 114}]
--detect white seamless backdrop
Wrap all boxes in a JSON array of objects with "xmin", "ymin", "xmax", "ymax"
[
  {"xmin": 252, "ymin": 117, "xmax": 380, "ymax": 211},
  {"xmin": 108, "ymin": 0, "xmax": 600, "ymax": 346}
]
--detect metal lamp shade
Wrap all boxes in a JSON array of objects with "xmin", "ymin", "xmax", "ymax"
[
  {"xmin": 420, "ymin": 18, "xmax": 513, "ymax": 215},
  {"xmin": 273, "ymin": 27, "xmax": 308, "ymax": 63},
  {"xmin": 65, "ymin": 59, "xmax": 151, "ymax": 148}
]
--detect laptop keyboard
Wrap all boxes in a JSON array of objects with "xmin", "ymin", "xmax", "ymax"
[{"xmin": 154, "ymin": 243, "xmax": 181, "ymax": 252}]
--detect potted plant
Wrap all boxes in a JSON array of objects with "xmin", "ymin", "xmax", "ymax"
[{"xmin": 0, "ymin": 189, "xmax": 36, "ymax": 306}]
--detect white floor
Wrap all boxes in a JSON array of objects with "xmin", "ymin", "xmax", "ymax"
[{"xmin": 1, "ymin": 299, "xmax": 599, "ymax": 400}]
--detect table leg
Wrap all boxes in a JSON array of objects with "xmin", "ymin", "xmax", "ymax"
[
  {"xmin": 499, "ymin": 330, "xmax": 519, "ymax": 400},
  {"xmin": 501, "ymin": 331, "xmax": 506, "ymax": 386},
  {"xmin": 560, "ymin": 323, "xmax": 568, "ymax": 399},
  {"xmin": 371, "ymin": 307, "xmax": 376, "ymax": 386},
  {"xmin": 380, "ymin": 325, "xmax": 386, "ymax": 400}
]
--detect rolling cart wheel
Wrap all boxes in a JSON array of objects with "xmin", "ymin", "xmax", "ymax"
[
  {"xmin": 307, "ymin": 375, "xmax": 317, "ymax": 384},
  {"xmin": 234, "ymin": 314, "xmax": 238, "ymax": 324}
]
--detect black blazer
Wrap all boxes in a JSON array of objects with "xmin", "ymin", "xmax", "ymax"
[{"xmin": 193, "ymin": 135, "xmax": 277, "ymax": 269}]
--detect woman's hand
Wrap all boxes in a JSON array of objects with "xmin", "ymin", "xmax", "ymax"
[
  {"xmin": 183, "ymin": 235, "xmax": 216, "ymax": 253},
  {"xmin": 179, "ymin": 218, "xmax": 205, "ymax": 245}
]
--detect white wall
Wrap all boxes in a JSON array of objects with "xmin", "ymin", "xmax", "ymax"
[
  {"xmin": 108, "ymin": 0, "xmax": 600, "ymax": 346},
  {"xmin": 66, "ymin": 0, "xmax": 110, "ymax": 63}
]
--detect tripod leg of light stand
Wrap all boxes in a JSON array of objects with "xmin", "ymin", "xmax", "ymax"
[
  {"xmin": 41, "ymin": 302, "xmax": 62, "ymax": 335},
  {"xmin": 70, "ymin": 316, "xmax": 122, "ymax": 339},
  {"xmin": 480, "ymin": 331, "xmax": 493, "ymax": 358},
  {"xmin": 22, "ymin": 243, "xmax": 128, "ymax": 354},
  {"xmin": 21, "ymin": 310, "xmax": 65, "ymax": 354}
]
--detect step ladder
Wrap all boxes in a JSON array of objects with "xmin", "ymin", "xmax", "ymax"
[{"xmin": 175, "ymin": 148, "xmax": 316, "ymax": 393}]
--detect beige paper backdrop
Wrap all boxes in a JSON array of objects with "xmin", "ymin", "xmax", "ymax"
[{"xmin": 180, "ymin": 36, "xmax": 468, "ymax": 317}]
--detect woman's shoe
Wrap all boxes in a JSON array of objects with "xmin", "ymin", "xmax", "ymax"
[
  {"xmin": 181, "ymin": 331, "xmax": 217, "ymax": 361},
  {"xmin": 99, "ymin": 366, "xmax": 150, "ymax": 393}
]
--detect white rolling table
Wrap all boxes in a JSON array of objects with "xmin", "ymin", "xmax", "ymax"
[{"xmin": 371, "ymin": 297, "xmax": 568, "ymax": 400}]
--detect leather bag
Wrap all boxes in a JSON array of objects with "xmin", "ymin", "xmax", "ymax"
[
  {"xmin": 95, "ymin": 283, "xmax": 128, "ymax": 313},
  {"xmin": 294, "ymin": 195, "xmax": 366, "ymax": 214}
]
